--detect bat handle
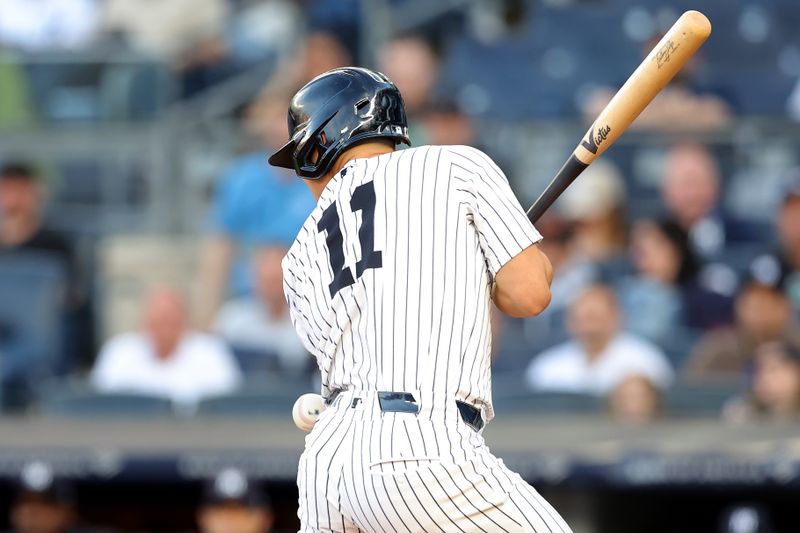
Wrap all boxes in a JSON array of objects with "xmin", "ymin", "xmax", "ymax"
[{"xmin": 526, "ymin": 155, "xmax": 589, "ymax": 224}]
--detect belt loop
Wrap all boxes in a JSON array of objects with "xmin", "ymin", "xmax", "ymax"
[{"xmin": 456, "ymin": 400, "xmax": 484, "ymax": 432}]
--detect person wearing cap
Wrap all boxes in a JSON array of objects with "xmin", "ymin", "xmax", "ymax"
[
  {"xmin": 717, "ymin": 503, "xmax": 776, "ymax": 533},
  {"xmin": 557, "ymin": 159, "xmax": 628, "ymax": 270},
  {"xmin": 8, "ymin": 462, "xmax": 82, "ymax": 533},
  {"xmin": 686, "ymin": 256, "xmax": 800, "ymax": 381},
  {"xmin": 197, "ymin": 468, "xmax": 274, "ymax": 533}
]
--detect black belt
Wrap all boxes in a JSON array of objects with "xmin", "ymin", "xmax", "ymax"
[{"xmin": 325, "ymin": 390, "xmax": 485, "ymax": 432}]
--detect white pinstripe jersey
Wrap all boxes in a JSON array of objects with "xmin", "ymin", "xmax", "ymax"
[{"xmin": 282, "ymin": 145, "xmax": 542, "ymax": 423}]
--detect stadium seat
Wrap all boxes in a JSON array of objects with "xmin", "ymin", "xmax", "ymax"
[
  {"xmin": 663, "ymin": 381, "xmax": 742, "ymax": 416},
  {"xmin": 493, "ymin": 390, "xmax": 603, "ymax": 415},
  {"xmin": 712, "ymin": 66, "xmax": 796, "ymax": 116},
  {"xmin": 492, "ymin": 373, "xmax": 603, "ymax": 414},
  {"xmin": 229, "ymin": 345, "xmax": 281, "ymax": 373},
  {"xmin": 41, "ymin": 389, "xmax": 175, "ymax": 418},
  {"xmin": 195, "ymin": 390, "xmax": 297, "ymax": 417},
  {"xmin": 243, "ymin": 372, "xmax": 317, "ymax": 395},
  {"xmin": 196, "ymin": 372, "xmax": 315, "ymax": 417}
]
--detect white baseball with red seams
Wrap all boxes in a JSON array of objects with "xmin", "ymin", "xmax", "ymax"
[{"xmin": 292, "ymin": 393, "xmax": 326, "ymax": 432}]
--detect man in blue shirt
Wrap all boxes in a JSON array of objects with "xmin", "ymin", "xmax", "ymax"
[
  {"xmin": 212, "ymin": 153, "xmax": 314, "ymax": 292},
  {"xmin": 196, "ymin": 93, "xmax": 315, "ymax": 328}
]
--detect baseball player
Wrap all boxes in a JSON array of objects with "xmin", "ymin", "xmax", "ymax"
[{"xmin": 269, "ymin": 67, "xmax": 571, "ymax": 533}]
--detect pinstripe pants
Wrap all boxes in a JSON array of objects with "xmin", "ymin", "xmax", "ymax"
[{"xmin": 297, "ymin": 392, "xmax": 572, "ymax": 533}]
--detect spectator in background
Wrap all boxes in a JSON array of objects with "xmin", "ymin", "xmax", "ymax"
[
  {"xmin": 525, "ymin": 284, "xmax": 673, "ymax": 396},
  {"xmin": 193, "ymin": 32, "xmax": 350, "ymax": 327},
  {"xmin": 91, "ymin": 287, "xmax": 241, "ymax": 411},
  {"xmin": 686, "ymin": 260, "xmax": 800, "ymax": 381},
  {"xmin": 617, "ymin": 218, "xmax": 732, "ymax": 348},
  {"xmin": 378, "ymin": 34, "xmax": 440, "ymax": 145},
  {"xmin": 195, "ymin": 90, "xmax": 316, "ymax": 328},
  {"xmin": 263, "ymin": 31, "xmax": 352, "ymax": 97},
  {"xmin": 100, "ymin": 0, "xmax": 230, "ymax": 96},
  {"xmin": 214, "ymin": 245, "xmax": 309, "ymax": 375},
  {"xmin": 227, "ymin": 0, "xmax": 301, "ymax": 67},
  {"xmin": 0, "ymin": 0, "xmax": 98, "ymax": 51},
  {"xmin": 582, "ymin": 36, "xmax": 731, "ymax": 132},
  {"xmin": 9, "ymin": 462, "xmax": 80, "ymax": 533},
  {"xmin": 303, "ymin": 0, "xmax": 360, "ymax": 58},
  {"xmin": 292, "ymin": 32, "xmax": 352, "ymax": 90},
  {"xmin": 522, "ymin": 162, "xmax": 628, "ymax": 351},
  {"xmin": 0, "ymin": 163, "xmax": 74, "ymax": 270},
  {"xmin": 420, "ymin": 98, "xmax": 475, "ymax": 147},
  {"xmin": 774, "ymin": 181, "xmax": 800, "ymax": 313},
  {"xmin": 557, "ymin": 160, "xmax": 628, "ymax": 273},
  {"xmin": 0, "ymin": 163, "xmax": 89, "ymax": 403},
  {"xmin": 465, "ymin": 0, "xmax": 528, "ymax": 42},
  {"xmin": 0, "ymin": 51, "xmax": 36, "ymax": 128},
  {"xmin": 660, "ymin": 143, "xmax": 760, "ymax": 260},
  {"xmin": 724, "ymin": 341, "xmax": 800, "ymax": 423},
  {"xmin": 608, "ymin": 374, "xmax": 662, "ymax": 425},
  {"xmin": 101, "ymin": 0, "xmax": 227, "ymax": 60},
  {"xmin": 197, "ymin": 468, "xmax": 274, "ymax": 533}
]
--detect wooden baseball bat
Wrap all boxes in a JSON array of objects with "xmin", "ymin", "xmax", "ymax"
[{"xmin": 526, "ymin": 10, "xmax": 712, "ymax": 223}]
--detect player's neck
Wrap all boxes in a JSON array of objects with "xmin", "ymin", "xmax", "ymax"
[{"xmin": 305, "ymin": 142, "xmax": 395, "ymax": 200}]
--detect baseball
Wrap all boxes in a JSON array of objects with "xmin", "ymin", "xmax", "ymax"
[{"xmin": 292, "ymin": 393, "xmax": 326, "ymax": 432}]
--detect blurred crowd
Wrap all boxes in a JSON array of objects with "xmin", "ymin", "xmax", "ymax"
[
  {"xmin": 1, "ymin": 0, "xmax": 800, "ymax": 428},
  {"xmin": 4, "ymin": 462, "xmax": 276, "ymax": 532}
]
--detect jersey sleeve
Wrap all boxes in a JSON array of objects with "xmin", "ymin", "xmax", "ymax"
[{"xmin": 460, "ymin": 147, "xmax": 543, "ymax": 278}]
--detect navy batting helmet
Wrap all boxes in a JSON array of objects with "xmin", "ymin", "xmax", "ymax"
[{"xmin": 268, "ymin": 67, "xmax": 411, "ymax": 179}]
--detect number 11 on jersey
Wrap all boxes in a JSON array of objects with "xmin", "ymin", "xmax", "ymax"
[{"xmin": 317, "ymin": 181, "xmax": 383, "ymax": 298}]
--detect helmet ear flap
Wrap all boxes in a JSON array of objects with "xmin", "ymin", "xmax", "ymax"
[
  {"xmin": 312, "ymin": 132, "xmax": 329, "ymax": 163},
  {"xmin": 294, "ymin": 113, "xmax": 338, "ymax": 176}
]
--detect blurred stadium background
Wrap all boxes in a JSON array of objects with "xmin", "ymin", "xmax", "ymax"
[{"xmin": 1, "ymin": 0, "xmax": 800, "ymax": 531}]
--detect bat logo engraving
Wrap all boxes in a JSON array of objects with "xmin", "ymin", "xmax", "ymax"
[
  {"xmin": 655, "ymin": 39, "xmax": 681, "ymax": 69},
  {"xmin": 581, "ymin": 124, "xmax": 611, "ymax": 154}
]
